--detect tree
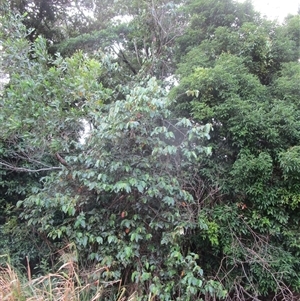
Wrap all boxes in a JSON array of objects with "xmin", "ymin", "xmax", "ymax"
[
  {"xmin": 0, "ymin": 12, "xmax": 107, "ymax": 267},
  {"xmin": 2, "ymin": 0, "xmax": 71, "ymax": 43},
  {"xmin": 54, "ymin": 0, "xmax": 188, "ymax": 81},
  {"xmin": 175, "ymin": 0, "xmax": 260, "ymax": 57},
  {"xmin": 0, "ymin": 12, "xmax": 226, "ymax": 300},
  {"xmin": 171, "ymin": 0, "xmax": 300, "ymax": 298}
]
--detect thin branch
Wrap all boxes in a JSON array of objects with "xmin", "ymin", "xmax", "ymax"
[
  {"xmin": 74, "ymin": 0, "xmax": 93, "ymax": 24},
  {"xmin": 110, "ymin": 45, "xmax": 137, "ymax": 75},
  {"xmin": 133, "ymin": 39, "xmax": 141, "ymax": 66},
  {"xmin": 14, "ymin": 153, "xmax": 53, "ymax": 168},
  {"xmin": 0, "ymin": 161, "xmax": 62, "ymax": 173},
  {"xmin": 55, "ymin": 152, "xmax": 69, "ymax": 168}
]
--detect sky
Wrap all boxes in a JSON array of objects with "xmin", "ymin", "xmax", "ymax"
[{"xmin": 238, "ymin": 0, "xmax": 299, "ymax": 22}]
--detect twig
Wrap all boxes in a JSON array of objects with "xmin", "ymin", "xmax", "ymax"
[{"xmin": 0, "ymin": 161, "xmax": 62, "ymax": 172}]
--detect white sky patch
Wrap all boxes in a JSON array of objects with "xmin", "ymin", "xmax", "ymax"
[
  {"xmin": 79, "ymin": 119, "xmax": 93, "ymax": 144},
  {"xmin": 111, "ymin": 14, "xmax": 133, "ymax": 24},
  {"xmin": 165, "ymin": 75, "xmax": 179, "ymax": 92},
  {"xmin": 0, "ymin": 45, "xmax": 10, "ymax": 93},
  {"xmin": 238, "ymin": 0, "xmax": 299, "ymax": 22}
]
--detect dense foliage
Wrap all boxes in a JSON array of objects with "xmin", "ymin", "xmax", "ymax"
[
  {"xmin": 1, "ymin": 0, "xmax": 300, "ymax": 300},
  {"xmin": 171, "ymin": 1, "xmax": 300, "ymax": 299}
]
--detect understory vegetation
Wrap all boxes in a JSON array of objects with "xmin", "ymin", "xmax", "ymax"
[{"xmin": 0, "ymin": 0, "xmax": 299, "ymax": 300}]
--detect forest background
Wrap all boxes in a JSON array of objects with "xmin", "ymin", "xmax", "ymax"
[{"xmin": 0, "ymin": 0, "xmax": 299, "ymax": 300}]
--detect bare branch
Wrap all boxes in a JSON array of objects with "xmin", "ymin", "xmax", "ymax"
[
  {"xmin": 74, "ymin": 0, "xmax": 94, "ymax": 24},
  {"xmin": 0, "ymin": 161, "xmax": 62, "ymax": 173},
  {"xmin": 118, "ymin": 48, "xmax": 137, "ymax": 75},
  {"xmin": 14, "ymin": 153, "xmax": 53, "ymax": 168},
  {"xmin": 133, "ymin": 39, "xmax": 142, "ymax": 66},
  {"xmin": 55, "ymin": 152, "xmax": 69, "ymax": 168}
]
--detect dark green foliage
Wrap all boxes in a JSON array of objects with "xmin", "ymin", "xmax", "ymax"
[
  {"xmin": 175, "ymin": 0, "xmax": 260, "ymax": 57},
  {"xmin": 0, "ymin": 13, "xmax": 226, "ymax": 300},
  {"xmin": 1, "ymin": 0, "xmax": 300, "ymax": 300},
  {"xmin": 172, "ymin": 1, "xmax": 300, "ymax": 299},
  {"xmin": 0, "ymin": 12, "xmax": 107, "ymax": 270},
  {"xmin": 17, "ymin": 77, "xmax": 226, "ymax": 299},
  {"xmin": 2, "ymin": 0, "xmax": 69, "ymax": 43}
]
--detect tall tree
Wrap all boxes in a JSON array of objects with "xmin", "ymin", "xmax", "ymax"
[
  {"xmin": 0, "ymin": 12, "xmax": 108, "ymax": 266},
  {"xmin": 54, "ymin": 0, "xmax": 188, "ymax": 81},
  {"xmin": 171, "ymin": 0, "xmax": 300, "ymax": 299},
  {"xmin": 0, "ymin": 12, "xmax": 226, "ymax": 300}
]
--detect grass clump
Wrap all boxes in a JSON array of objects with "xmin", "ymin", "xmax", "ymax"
[{"xmin": 0, "ymin": 255, "xmax": 119, "ymax": 301}]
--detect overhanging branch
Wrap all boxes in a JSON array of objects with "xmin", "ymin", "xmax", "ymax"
[{"xmin": 0, "ymin": 161, "xmax": 62, "ymax": 173}]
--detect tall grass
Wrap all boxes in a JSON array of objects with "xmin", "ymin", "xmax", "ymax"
[{"xmin": 0, "ymin": 253, "xmax": 137, "ymax": 301}]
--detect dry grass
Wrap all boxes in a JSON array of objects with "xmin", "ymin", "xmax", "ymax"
[
  {"xmin": 0, "ymin": 263, "xmax": 26, "ymax": 301},
  {"xmin": 0, "ymin": 260, "xmax": 142, "ymax": 301},
  {"xmin": 0, "ymin": 260, "xmax": 106, "ymax": 301},
  {"xmin": 0, "ymin": 243, "xmax": 144, "ymax": 301},
  {"xmin": 0, "ymin": 248, "xmax": 127, "ymax": 301}
]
